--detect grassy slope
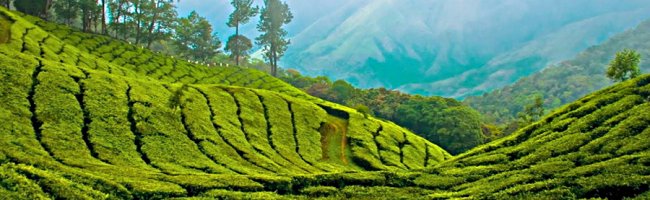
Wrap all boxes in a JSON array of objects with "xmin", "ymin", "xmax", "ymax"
[
  {"xmin": 421, "ymin": 73, "xmax": 650, "ymax": 199},
  {"xmin": 1, "ymin": 8, "xmax": 650, "ymax": 199},
  {"xmin": 0, "ymin": 8, "xmax": 453, "ymax": 199}
]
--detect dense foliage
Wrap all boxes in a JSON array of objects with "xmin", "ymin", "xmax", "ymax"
[
  {"xmin": 13, "ymin": 0, "xmax": 52, "ymax": 18},
  {"xmin": 280, "ymin": 70, "xmax": 485, "ymax": 155},
  {"xmin": 465, "ymin": 19, "xmax": 650, "ymax": 125},
  {"xmin": 225, "ymin": 0, "xmax": 258, "ymax": 66},
  {"xmin": 608, "ymin": 48, "xmax": 642, "ymax": 82},
  {"xmin": 172, "ymin": 11, "xmax": 221, "ymax": 62},
  {"xmin": 256, "ymin": 0, "xmax": 292, "ymax": 77}
]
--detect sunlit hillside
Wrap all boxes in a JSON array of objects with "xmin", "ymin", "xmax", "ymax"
[
  {"xmin": 1, "ymin": 6, "xmax": 650, "ymax": 199},
  {"xmin": 0, "ymin": 8, "xmax": 452, "ymax": 199}
]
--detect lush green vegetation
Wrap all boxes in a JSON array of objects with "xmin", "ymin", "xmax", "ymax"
[
  {"xmin": 5, "ymin": 0, "xmax": 293, "ymax": 72},
  {"xmin": 225, "ymin": 0, "xmax": 258, "ymax": 66},
  {"xmin": 2, "ymin": 7, "xmax": 650, "ymax": 199},
  {"xmin": 608, "ymin": 48, "xmax": 642, "ymax": 82},
  {"xmin": 18, "ymin": 11, "xmax": 309, "ymax": 100},
  {"xmin": 426, "ymin": 72, "xmax": 650, "ymax": 199},
  {"xmin": 280, "ymin": 70, "xmax": 485, "ymax": 155},
  {"xmin": 0, "ymin": 7, "xmax": 453, "ymax": 198},
  {"xmin": 466, "ymin": 19, "xmax": 650, "ymax": 126}
]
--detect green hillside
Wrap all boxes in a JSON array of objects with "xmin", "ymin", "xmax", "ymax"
[
  {"xmin": 0, "ymin": 8, "xmax": 452, "ymax": 199},
  {"xmin": 466, "ymin": 19, "xmax": 650, "ymax": 124},
  {"xmin": 2, "ymin": 8, "xmax": 650, "ymax": 199},
  {"xmin": 422, "ymin": 73, "xmax": 650, "ymax": 199}
]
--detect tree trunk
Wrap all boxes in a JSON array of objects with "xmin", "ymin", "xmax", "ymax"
[
  {"xmin": 146, "ymin": 0, "xmax": 160, "ymax": 48},
  {"xmin": 101, "ymin": 0, "xmax": 106, "ymax": 34},
  {"xmin": 82, "ymin": 7, "xmax": 90, "ymax": 32},
  {"xmin": 271, "ymin": 45, "xmax": 277, "ymax": 77},
  {"xmin": 122, "ymin": 11, "xmax": 128, "ymax": 40},
  {"xmin": 134, "ymin": 2, "xmax": 141, "ymax": 44},
  {"xmin": 66, "ymin": 0, "xmax": 73, "ymax": 26},
  {"xmin": 113, "ymin": 1, "xmax": 124, "ymax": 38},
  {"xmin": 43, "ymin": 0, "xmax": 53, "ymax": 19},
  {"xmin": 235, "ymin": 24, "xmax": 240, "ymax": 66}
]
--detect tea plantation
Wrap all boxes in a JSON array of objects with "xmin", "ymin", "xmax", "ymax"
[{"xmin": 1, "ymin": 7, "xmax": 649, "ymax": 199}]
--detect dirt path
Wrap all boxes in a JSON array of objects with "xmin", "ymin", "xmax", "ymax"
[{"xmin": 320, "ymin": 116, "xmax": 350, "ymax": 165}]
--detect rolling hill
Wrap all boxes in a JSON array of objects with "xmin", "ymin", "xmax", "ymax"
[
  {"xmin": 2, "ymin": 8, "xmax": 650, "ymax": 199},
  {"xmin": 0, "ymin": 7, "xmax": 450, "ymax": 199},
  {"xmin": 466, "ymin": 19, "xmax": 650, "ymax": 124},
  {"xmin": 424, "ymin": 74, "xmax": 650, "ymax": 199}
]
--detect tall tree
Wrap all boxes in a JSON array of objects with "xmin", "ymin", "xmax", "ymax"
[
  {"xmin": 106, "ymin": 0, "xmax": 177, "ymax": 45},
  {"xmin": 607, "ymin": 49, "xmax": 642, "ymax": 82},
  {"xmin": 52, "ymin": 0, "xmax": 100, "ymax": 32},
  {"xmin": 108, "ymin": 0, "xmax": 132, "ymax": 39},
  {"xmin": 226, "ymin": 0, "xmax": 257, "ymax": 66},
  {"xmin": 132, "ymin": 0, "xmax": 146, "ymax": 44},
  {"xmin": 53, "ymin": 0, "xmax": 80, "ymax": 26},
  {"xmin": 256, "ymin": 0, "xmax": 292, "ymax": 77},
  {"xmin": 143, "ymin": 0, "xmax": 177, "ymax": 48},
  {"xmin": 101, "ymin": 0, "xmax": 106, "ymax": 34},
  {"xmin": 79, "ymin": 0, "xmax": 101, "ymax": 32},
  {"xmin": 225, "ymin": 35, "xmax": 253, "ymax": 65},
  {"xmin": 173, "ymin": 11, "xmax": 221, "ymax": 62}
]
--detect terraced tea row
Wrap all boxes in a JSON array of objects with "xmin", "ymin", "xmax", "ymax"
[
  {"xmin": 16, "ymin": 13, "xmax": 310, "ymax": 100},
  {"xmin": 4, "ymin": 61, "xmax": 647, "ymax": 199},
  {"xmin": 0, "ymin": 7, "xmax": 452, "ymax": 199},
  {"xmin": 415, "ymin": 74, "xmax": 650, "ymax": 199},
  {"xmin": 1, "ymin": 47, "xmax": 447, "ymax": 171}
]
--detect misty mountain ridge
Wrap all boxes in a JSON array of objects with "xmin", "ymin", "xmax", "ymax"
[{"xmin": 281, "ymin": 0, "xmax": 650, "ymax": 98}]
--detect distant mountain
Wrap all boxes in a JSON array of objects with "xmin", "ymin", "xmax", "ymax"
[
  {"xmin": 465, "ymin": 19, "xmax": 650, "ymax": 124},
  {"xmin": 280, "ymin": 0, "xmax": 650, "ymax": 98}
]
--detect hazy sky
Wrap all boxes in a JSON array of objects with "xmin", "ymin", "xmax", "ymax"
[{"xmin": 176, "ymin": 0, "xmax": 350, "ymax": 42}]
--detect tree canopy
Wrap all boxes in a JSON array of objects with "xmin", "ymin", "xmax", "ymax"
[
  {"xmin": 173, "ymin": 11, "xmax": 221, "ymax": 62},
  {"xmin": 225, "ymin": 34, "xmax": 253, "ymax": 64},
  {"xmin": 227, "ymin": 0, "xmax": 258, "ymax": 29},
  {"xmin": 607, "ymin": 48, "xmax": 642, "ymax": 82},
  {"xmin": 517, "ymin": 95, "xmax": 545, "ymax": 127},
  {"xmin": 14, "ymin": 0, "xmax": 52, "ymax": 18},
  {"xmin": 226, "ymin": 0, "xmax": 258, "ymax": 66},
  {"xmin": 256, "ymin": 0, "xmax": 292, "ymax": 77}
]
